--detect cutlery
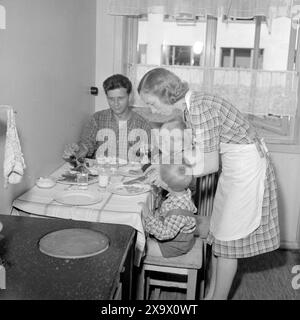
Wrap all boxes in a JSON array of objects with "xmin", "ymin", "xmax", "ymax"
[{"xmin": 123, "ymin": 176, "xmax": 147, "ymax": 185}]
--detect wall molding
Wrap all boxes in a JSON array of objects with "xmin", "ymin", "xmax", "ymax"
[{"xmin": 280, "ymin": 240, "xmax": 300, "ymax": 250}]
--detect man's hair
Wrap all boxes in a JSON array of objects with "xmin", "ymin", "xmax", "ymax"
[{"xmin": 103, "ymin": 74, "xmax": 132, "ymax": 95}]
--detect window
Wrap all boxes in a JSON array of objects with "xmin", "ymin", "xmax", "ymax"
[
  {"xmin": 220, "ymin": 48, "xmax": 264, "ymax": 69},
  {"xmin": 129, "ymin": 14, "xmax": 299, "ymax": 144},
  {"xmin": 138, "ymin": 44, "xmax": 147, "ymax": 64},
  {"xmin": 162, "ymin": 45, "xmax": 202, "ymax": 66}
]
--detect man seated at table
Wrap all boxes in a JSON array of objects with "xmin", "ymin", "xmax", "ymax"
[{"xmin": 63, "ymin": 74, "xmax": 153, "ymax": 163}]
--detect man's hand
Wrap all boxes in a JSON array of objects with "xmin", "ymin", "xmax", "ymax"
[
  {"xmin": 62, "ymin": 143, "xmax": 80, "ymax": 159},
  {"xmin": 63, "ymin": 143, "xmax": 88, "ymax": 161}
]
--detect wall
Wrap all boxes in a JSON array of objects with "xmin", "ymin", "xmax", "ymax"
[
  {"xmin": 95, "ymin": 0, "xmax": 126, "ymax": 110},
  {"xmin": 271, "ymin": 152, "xmax": 300, "ymax": 249},
  {"xmin": 0, "ymin": 0, "xmax": 96, "ymax": 214}
]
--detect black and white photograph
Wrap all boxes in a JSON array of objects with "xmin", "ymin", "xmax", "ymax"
[{"xmin": 0, "ymin": 0, "xmax": 300, "ymax": 306}]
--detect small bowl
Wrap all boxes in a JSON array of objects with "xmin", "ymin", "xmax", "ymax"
[{"xmin": 36, "ymin": 177, "xmax": 56, "ymax": 189}]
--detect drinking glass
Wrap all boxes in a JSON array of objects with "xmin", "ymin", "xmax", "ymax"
[
  {"xmin": 98, "ymin": 168, "xmax": 110, "ymax": 192},
  {"xmin": 76, "ymin": 172, "xmax": 89, "ymax": 190}
]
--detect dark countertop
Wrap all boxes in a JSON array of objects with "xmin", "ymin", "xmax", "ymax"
[{"xmin": 0, "ymin": 215, "xmax": 135, "ymax": 300}]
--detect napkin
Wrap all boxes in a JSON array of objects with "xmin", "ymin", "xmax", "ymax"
[{"xmin": 3, "ymin": 107, "xmax": 26, "ymax": 188}]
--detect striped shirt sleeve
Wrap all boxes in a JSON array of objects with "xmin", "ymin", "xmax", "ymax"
[{"xmin": 78, "ymin": 114, "xmax": 99, "ymax": 158}]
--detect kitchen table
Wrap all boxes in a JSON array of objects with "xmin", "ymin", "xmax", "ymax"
[
  {"xmin": 0, "ymin": 214, "xmax": 135, "ymax": 300},
  {"xmin": 12, "ymin": 163, "xmax": 156, "ymax": 266}
]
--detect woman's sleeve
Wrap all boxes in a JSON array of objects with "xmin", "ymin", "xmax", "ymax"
[{"xmin": 189, "ymin": 97, "xmax": 220, "ymax": 153}]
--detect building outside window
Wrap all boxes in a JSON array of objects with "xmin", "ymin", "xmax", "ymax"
[
  {"xmin": 220, "ymin": 48, "xmax": 264, "ymax": 69},
  {"xmin": 162, "ymin": 45, "xmax": 202, "ymax": 66}
]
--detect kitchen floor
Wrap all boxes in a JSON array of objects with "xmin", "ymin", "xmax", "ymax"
[{"xmin": 146, "ymin": 249, "xmax": 300, "ymax": 300}]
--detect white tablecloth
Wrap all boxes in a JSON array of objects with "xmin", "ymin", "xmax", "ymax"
[{"xmin": 12, "ymin": 163, "xmax": 153, "ymax": 265}]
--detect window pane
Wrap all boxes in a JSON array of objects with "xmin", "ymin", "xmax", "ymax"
[
  {"xmin": 138, "ymin": 44, "xmax": 147, "ymax": 64},
  {"xmin": 234, "ymin": 48, "xmax": 251, "ymax": 68},
  {"xmin": 221, "ymin": 48, "xmax": 231, "ymax": 67},
  {"xmin": 137, "ymin": 13, "xmax": 206, "ymax": 66}
]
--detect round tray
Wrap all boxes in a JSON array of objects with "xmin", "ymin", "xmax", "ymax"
[{"xmin": 39, "ymin": 228, "xmax": 109, "ymax": 259}]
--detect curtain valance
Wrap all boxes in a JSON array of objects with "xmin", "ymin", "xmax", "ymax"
[{"xmin": 108, "ymin": 0, "xmax": 300, "ymax": 22}]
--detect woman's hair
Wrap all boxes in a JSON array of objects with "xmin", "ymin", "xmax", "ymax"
[
  {"xmin": 103, "ymin": 74, "xmax": 132, "ymax": 95},
  {"xmin": 137, "ymin": 68, "xmax": 189, "ymax": 105}
]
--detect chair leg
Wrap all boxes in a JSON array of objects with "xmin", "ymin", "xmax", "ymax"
[
  {"xmin": 200, "ymin": 241, "xmax": 207, "ymax": 299},
  {"xmin": 153, "ymin": 287, "xmax": 161, "ymax": 300},
  {"xmin": 136, "ymin": 265, "xmax": 145, "ymax": 300},
  {"xmin": 145, "ymin": 273, "xmax": 151, "ymax": 300},
  {"xmin": 186, "ymin": 269, "xmax": 197, "ymax": 300}
]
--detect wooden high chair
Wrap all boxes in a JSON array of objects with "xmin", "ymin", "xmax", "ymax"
[{"xmin": 137, "ymin": 172, "xmax": 219, "ymax": 300}]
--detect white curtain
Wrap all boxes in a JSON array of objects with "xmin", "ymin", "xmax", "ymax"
[
  {"xmin": 129, "ymin": 64, "xmax": 298, "ymax": 116},
  {"xmin": 108, "ymin": 0, "xmax": 300, "ymax": 22}
]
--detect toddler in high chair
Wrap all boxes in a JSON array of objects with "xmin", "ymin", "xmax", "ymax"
[{"xmin": 142, "ymin": 163, "xmax": 198, "ymax": 258}]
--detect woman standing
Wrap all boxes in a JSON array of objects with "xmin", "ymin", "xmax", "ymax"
[{"xmin": 138, "ymin": 68, "xmax": 280, "ymax": 300}]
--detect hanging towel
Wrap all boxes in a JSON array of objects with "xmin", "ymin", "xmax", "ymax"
[{"xmin": 3, "ymin": 107, "xmax": 26, "ymax": 188}]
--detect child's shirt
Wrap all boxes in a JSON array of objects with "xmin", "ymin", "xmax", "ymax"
[{"xmin": 144, "ymin": 189, "xmax": 197, "ymax": 241}]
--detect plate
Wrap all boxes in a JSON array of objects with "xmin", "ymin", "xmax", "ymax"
[
  {"xmin": 118, "ymin": 164, "xmax": 144, "ymax": 178},
  {"xmin": 96, "ymin": 156, "xmax": 127, "ymax": 166},
  {"xmin": 108, "ymin": 183, "xmax": 151, "ymax": 196},
  {"xmin": 56, "ymin": 172, "xmax": 98, "ymax": 185},
  {"xmin": 39, "ymin": 228, "xmax": 109, "ymax": 259},
  {"xmin": 54, "ymin": 190, "xmax": 103, "ymax": 206}
]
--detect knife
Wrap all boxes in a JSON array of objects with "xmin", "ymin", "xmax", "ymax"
[{"xmin": 123, "ymin": 176, "xmax": 147, "ymax": 185}]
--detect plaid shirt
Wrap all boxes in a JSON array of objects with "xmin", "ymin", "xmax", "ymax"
[
  {"xmin": 78, "ymin": 108, "xmax": 153, "ymax": 159},
  {"xmin": 184, "ymin": 92, "xmax": 259, "ymax": 153},
  {"xmin": 144, "ymin": 189, "xmax": 197, "ymax": 241}
]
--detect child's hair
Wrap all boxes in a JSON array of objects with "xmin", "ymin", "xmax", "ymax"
[
  {"xmin": 160, "ymin": 164, "xmax": 192, "ymax": 192},
  {"xmin": 159, "ymin": 117, "xmax": 192, "ymax": 163},
  {"xmin": 103, "ymin": 74, "xmax": 132, "ymax": 95},
  {"xmin": 137, "ymin": 68, "xmax": 189, "ymax": 105}
]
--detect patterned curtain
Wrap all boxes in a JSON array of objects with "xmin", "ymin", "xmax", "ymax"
[
  {"xmin": 108, "ymin": 0, "xmax": 300, "ymax": 22},
  {"xmin": 129, "ymin": 64, "xmax": 298, "ymax": 117}
]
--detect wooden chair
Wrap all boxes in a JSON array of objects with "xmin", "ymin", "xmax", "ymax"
[
  {"xmin": 137, "ymin": 172, "xmax": 219, "ymax": 300},
  {"xmin": 138, "ymin": 237, "xmax": 203, "ymax": 300},
  {"xmin": 193, "ymin": 172, "xmax": 219, "ymax": 298}
]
